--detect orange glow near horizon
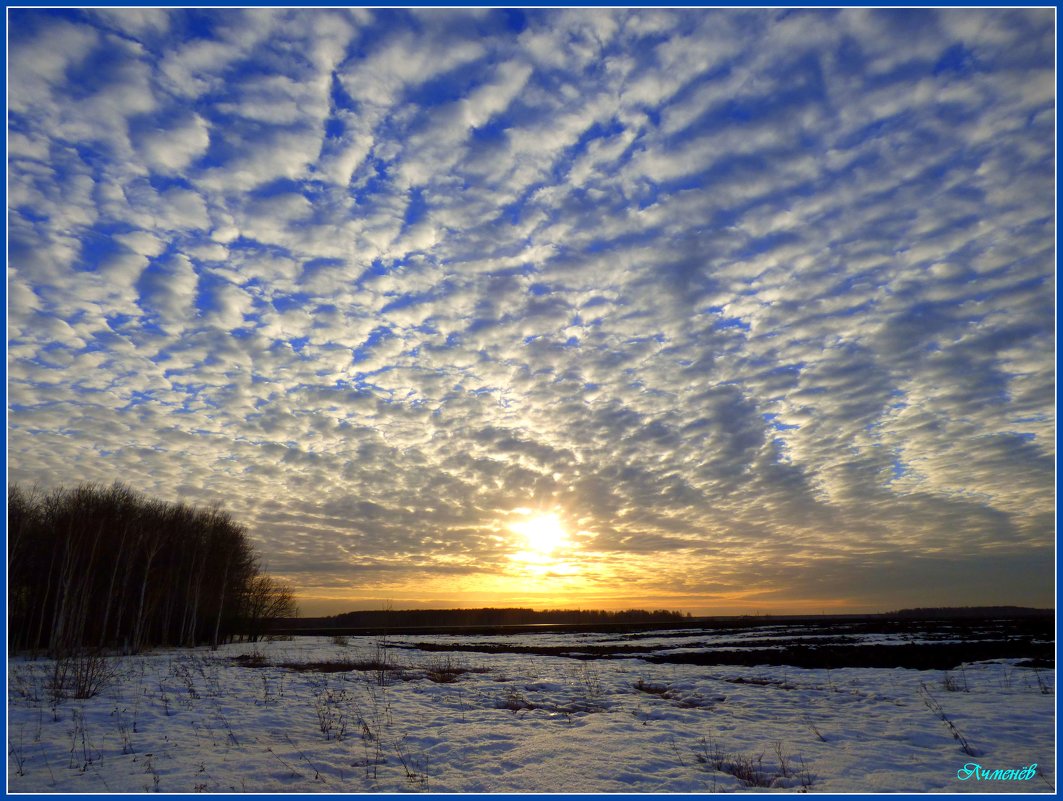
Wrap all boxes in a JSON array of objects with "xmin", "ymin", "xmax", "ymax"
[
  {"xmin": 287, "ymin": 514, "xmax": 886, "ymax": 618},
  {"xmin": 291, "ymin": 589, "xmax": 885, "ymax": 620}
]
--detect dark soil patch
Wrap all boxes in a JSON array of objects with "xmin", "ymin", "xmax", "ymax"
[
  {"xmin": 402, "ymin": 616, "xmax": 1053, "ymax": 671},
  {"xmin": 403, "ymin": 640, "xmax": 1053, "ymax": 670},
  {"xmin": 725, "ymin": 676, "xmax": 796, "ymax": 689},
  {"xmin": 230, "ymin": 653, "xmax": 268, "ymax": 667},
  {"xmin": 279, "ymin": 660, "xmax": 397, "ymax": 674},
  {"xmin": 410, "ymin": 641, "xmax": 651, "ymax": 658},
  {"xmin": 646, "ymin": 641, "xmax": 1054, "ymax": 671}
]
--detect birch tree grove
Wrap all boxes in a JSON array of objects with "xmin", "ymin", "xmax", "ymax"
[{"xmin": 7, "ymin": 482, "xmax": 297, "ymax": 654}]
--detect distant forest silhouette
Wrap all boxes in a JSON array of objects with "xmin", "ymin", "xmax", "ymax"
[
  {"xmin": 887, "ymin": 606, "xmax": 1052, "ymax": 619},
  {"xmin": 287, "ymin": 607, "xmax": 690, "ymax": 630},
  {"xmin": 8, "ymin": 482, "xmax": 296, "ymax": 654}
]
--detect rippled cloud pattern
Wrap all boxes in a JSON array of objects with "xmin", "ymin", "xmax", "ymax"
[{"xmin": 8, "ymin": 9, "xmax": 1055, "ymax": 614}]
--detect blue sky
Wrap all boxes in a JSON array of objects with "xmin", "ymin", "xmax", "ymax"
[{"xmin": 7, "ymin": 8, "xmax": 1055, "ymax": 616}]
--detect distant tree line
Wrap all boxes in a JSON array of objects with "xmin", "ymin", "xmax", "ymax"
[
  {"xmin": 886, "ymin": 606, "xmax": 1052, "ymax": 620},
  {"xmin": 288, "ymin": 607, "xmax": 690, "ymax": 630},
  {"xmin": 8, "ymin": 482, "xmax": 296, "ymax": 655}
]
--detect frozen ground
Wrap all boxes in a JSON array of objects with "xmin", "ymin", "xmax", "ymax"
[{"xmin": 7, "ymin": 631, "xmax": 1055, "ymax": 793}]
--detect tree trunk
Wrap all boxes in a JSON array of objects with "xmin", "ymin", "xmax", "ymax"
[{"xmin": 211, "ymin": 558, "xmax": 230, "ymax": 650}]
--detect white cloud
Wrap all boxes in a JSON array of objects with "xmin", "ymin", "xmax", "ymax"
[
  {"xmin": 159, "ymin": 187, "xmax": 211, "ymax": 231},
  {"xmin": 206, "ymin": 281, "xmax": 255, "ymax": 331},
  {"xmin": 91, "ymin": 8, "xmax": 172, "ymax": 40},
  {"xmin": 135, "ymin": 113, "xmax": 210, "ymax": 174},
  {"xmin": 196, "ymin": 127, "xmax": 325, "ymax": 193},
  {"xmin": 138, "ymin": 253, "xmax": 199, "ymax": 334},
  {"xmin": 339, "ymin": 31, "xmax": 486, "ymax": 108},
  {"xmin": 8, "ymin": 18, "xmax": 99, "ymax": 114}
]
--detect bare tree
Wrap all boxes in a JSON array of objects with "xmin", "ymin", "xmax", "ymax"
[
  {"xmin": 7, "ymin": 482, "xmax": 282, "ymax": 653},
  {"xmin": 243, "ymin": 575, "xmax": 298, "ymax": 642}
]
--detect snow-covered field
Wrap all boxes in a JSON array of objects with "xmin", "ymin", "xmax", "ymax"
[{"xmin": 7, "ymin": 631, "xmax": 1055, "ymax": 793}]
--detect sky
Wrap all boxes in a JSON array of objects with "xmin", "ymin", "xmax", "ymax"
[{"xmin": 7, "ymin": 8, "xmax": 1056, "ymax": 617}]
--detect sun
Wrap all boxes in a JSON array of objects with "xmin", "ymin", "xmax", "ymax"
[{"xmin": 509, "ymin": 511, "xmax": 569, "ymax": 556}]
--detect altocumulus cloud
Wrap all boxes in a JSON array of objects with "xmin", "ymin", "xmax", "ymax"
[{"xmin": 7, "ymin": 8, "xmax": 1054, "ymax": 615}]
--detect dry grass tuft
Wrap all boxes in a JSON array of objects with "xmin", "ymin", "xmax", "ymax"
[{"xmin": 633, "ymin": 678, "xmax": 669, "ymax": 695}]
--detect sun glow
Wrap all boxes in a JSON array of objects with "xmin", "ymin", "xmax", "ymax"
[
  {"xmin": 504, "ymin": 510, "xmax": 582, "ymax": 579},
  {"xmin": 509, "ymin": 512, "xmax": 569, "ymax": 555}
]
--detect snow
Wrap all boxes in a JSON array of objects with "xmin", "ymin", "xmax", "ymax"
[{"xmin": 7, "ymin": 632, "xmax": 1055, "ymax": 793}]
